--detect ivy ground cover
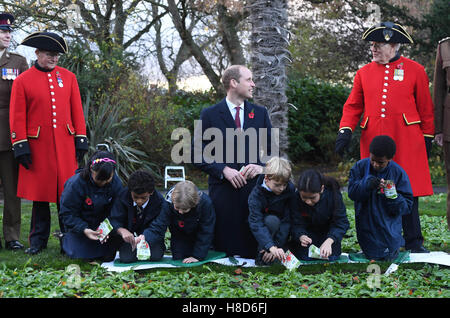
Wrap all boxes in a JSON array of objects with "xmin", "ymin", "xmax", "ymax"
[{"xmin": 0, "ymin": 195, "xmax": 448, "ymax": 298}]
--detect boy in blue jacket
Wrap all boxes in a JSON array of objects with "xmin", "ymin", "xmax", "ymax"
[
  {"xmin": 348, "ymin": 135, "xmax": 413, "ymax": 261},
  {"xmin": 248, "ymin": 157, "xmax": 296, "ymax": 265},
  {"xmin": 109, "ymin": 169, "xmax": 168, "ymax": 263}
]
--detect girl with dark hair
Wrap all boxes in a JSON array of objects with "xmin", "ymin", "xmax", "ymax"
[
  {"xmin": 58, "ymin": 151, "xmax": 124, "ymax": 261},
  {"xmin": 290, "ymin": 169, "xmax": 349, "ymax": 261}
]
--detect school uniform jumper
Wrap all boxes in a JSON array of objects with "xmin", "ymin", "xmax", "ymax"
[
  {"xmin": 248, "ymin": 175, "xmax": 295, "ymax": 253},
  {"xmin": 59, "ymin": 171, "xmax": 123, "ymax": 260},
  {"xmin": 109, "ymin": 188, "xmax": 168, "ymax": 262},
  {"xmin": 165, "ymin": 190, "xmax": 216, "ymax": 260},
  {"xmin": 290, "ymin": 188, "xmax": 349, "ymax": 261},
  {"xmin": 348, "ymin": 158, "xmax": 413, "ymax": 260}
]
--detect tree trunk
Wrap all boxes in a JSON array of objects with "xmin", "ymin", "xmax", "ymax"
[
  {"xmin": 217, "ymin": 4, "xmax": 246, "ymax": 65},
  {"xmin": 248, "ymin": 0, "xmax": 290, "ymax": 159},
  {"xmin": 167, "ymin": 0, "xmax": 225, "ymax": 96}
]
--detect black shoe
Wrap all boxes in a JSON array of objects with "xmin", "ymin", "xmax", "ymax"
[
  {"xmin": 24, "ymin": 246, "xmax": 43, "ymax": 255},
  {"xmin": 5, "ymin": 240, "xmax": 24, "ymax": 250},
  {"xmin": 410, "ymin": 246, "xmax": 430, "ymax": 253}
]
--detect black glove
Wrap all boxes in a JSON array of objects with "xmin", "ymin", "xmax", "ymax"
[
  {"xmin": 424, "ymin": 136, "xmax": 433, "ymax": 159},
  {"xmin": 13, "ymin": 141, "xmax": 31, "ymax": 169},
  {"xmin": 335, "ymin": 128, "xmax": 352, "ymax": 157},
  {"xmin": 76, "ymin": 149, "xmax": 87, "ymax": 162},
  {"xmin": 366, "ymin": 175, "xmax": 381, "ymax": 190},
  {"xmin": 17, "ymin": 154, "xmax": 32, "ymax": 170}
]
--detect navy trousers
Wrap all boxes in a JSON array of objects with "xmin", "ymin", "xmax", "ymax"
[
  {"xmin": 209, "ymin": 178, "xmax": 257, "ymax": 259},
  {"xmin": 402, "ymin": 197, "xmax": 424, "ymax": 250}
]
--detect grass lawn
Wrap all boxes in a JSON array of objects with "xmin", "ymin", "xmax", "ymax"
[{"xmin": 0, "ymin": 193, "xmax": 449, "ymax": 299}]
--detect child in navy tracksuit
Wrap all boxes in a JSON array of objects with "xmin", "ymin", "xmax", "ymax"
[
  {"xmin": 290, "ymin": 169, "xmax": 349, "ymax": 261},
  {"xmin": 59, "ymin": 151, "xmax": 124, "ymax": 261},
  {"xmin": 109, "ymin": 169, "xmax": 168, "ymax": 263},
  {"xmin": 248, "ymin": 157, "xmax": 296, "ymax": 265}
]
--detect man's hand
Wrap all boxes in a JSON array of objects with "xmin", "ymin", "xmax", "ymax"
[
  {"xmin": 223, "ymin": 166, "xmax": 247, "ymax": 189},
  {"xmin": 17, "ymin": 154, "xmax": 32, "ymax": 169},
  {"xmin": 435, "ymin": 133, "xmax": 444, "ymax": 147},
  {"xmin": 335, "ymin": 128, "xmax": 352, "ymax": 157},
  {"xmin": 240, "ymin": 164, "xmax": 263, "ymax": 180}
]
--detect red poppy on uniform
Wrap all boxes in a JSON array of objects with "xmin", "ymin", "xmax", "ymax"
[{"xmin": 85, "ymin": 197, "xmax": 93, "ymax": 205}]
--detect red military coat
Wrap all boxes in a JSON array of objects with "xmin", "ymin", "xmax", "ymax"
[
  {"xmin": 339, "ymin": 56, "xmax": 434, "ymax": 197},
  {"xmin": 9, "ymin": 65, "xmax": 87, "ymax": 203}
]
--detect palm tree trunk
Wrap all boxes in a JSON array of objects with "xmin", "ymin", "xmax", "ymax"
[{"xmin": 248, "ymin": 0, "xmax": 291, "ymax": 159}]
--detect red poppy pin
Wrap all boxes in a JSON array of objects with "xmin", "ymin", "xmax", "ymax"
[
  {"xmin": 85, "ymin": 197, "xmax": 93, "ymax": 206},
  {"xmin": 178, "ymin": 220, "xmax": 185, "ymax": 228},
  {"xmin": 248, "ymin": 109, "xmax": 255, "ymax": 119}
]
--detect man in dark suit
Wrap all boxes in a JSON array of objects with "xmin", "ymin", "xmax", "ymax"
[
  {"xmin": 0, "ymin": 13, "xmax": 28, "ymax": 250},
  {"xmin": 192, "ymin": 65, "xmax": 273, "ymax": 258}
]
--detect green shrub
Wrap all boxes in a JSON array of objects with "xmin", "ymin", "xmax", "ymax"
[{"xmin": 287, "ymin": 76, "xmax": 351, "ymax": 163}]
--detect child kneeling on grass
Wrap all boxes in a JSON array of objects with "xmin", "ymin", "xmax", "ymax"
[
  {"xmin": 290, "ymin": 169, "xmax": 349, "ymax": 261},
  {"xmin": 59, "ymin": 151, "xmax": 124, "ymax": 261},
  {"xmin": 164, "ymin": 180, "xmax": 216, "ymax": 263},
  {"xmin": 248, "ymin": 156, "xmax": 297, "ymax": 265},
  {"xmin": 348, "ymin": 135, "xmax": 413, "ymax": 261},
  {"xmin": 109, "ymin": 169, "xmax": 168, "ymax": 263}
]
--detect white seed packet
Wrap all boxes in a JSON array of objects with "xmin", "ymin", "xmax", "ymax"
[
  {"xmin": 383, "ymin": 180, "xmax": 398, "ymax": 199},
  {"xmin": 281, "ymin": 250, "xmax": 300, "ymax": 270},
  {"xmin": 136, "ymin": 239, "xmax": 151, "ymax": 260},
  {"xmin": 308, "ymin": 244, "xmax": 328, "ymax": 260},
  {"xmin": 96, "ymin": 218, "xmax": 113, "ymax": 241}
]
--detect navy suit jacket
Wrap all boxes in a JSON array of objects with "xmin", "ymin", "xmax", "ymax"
[
  {"xmin": 192, "ymin": 98, "xmax": 273, "ymax": 184},
  {"xmin": 191, "ymin": 98, "xmax": 273, "ymax": 258}
]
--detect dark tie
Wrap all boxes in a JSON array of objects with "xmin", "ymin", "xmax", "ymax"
[
  {"xmin": 136, "ymin": 205, "xmax": 143, "ymax": 220},
  {"xmin": 234, "ymin": 106, "xmax": 241, "ymax": 129}
]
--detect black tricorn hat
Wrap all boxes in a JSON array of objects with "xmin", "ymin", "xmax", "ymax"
[
  {"xmin": 0, "ymin": 13, "xmax": 14, "ymax": 31},
  {"xmin": 20, "ymin": 31, "xmax": 68, "ymax": 54},
  {"xmin": 362, "ymin": 22, "xmax": 413, "ymax": 44}
]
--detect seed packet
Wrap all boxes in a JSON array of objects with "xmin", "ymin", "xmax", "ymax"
[
  {"xmin": 136, "ymin": 239, "xmax": 151, "ymax": 260},
  {"xmin": 281, "ymin": 250, "xmax": 300, "ymax": 270},
  {"xmin": 383, "ymin": 180, "xmax": 398, "ymax": 199},
  {"xmin": 308, "ymin": 244, "xmax": 328, "ymax": 260},
  {"xmin": 96, "ymin": 218, "xmax": 113, "ymax": 241}
]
